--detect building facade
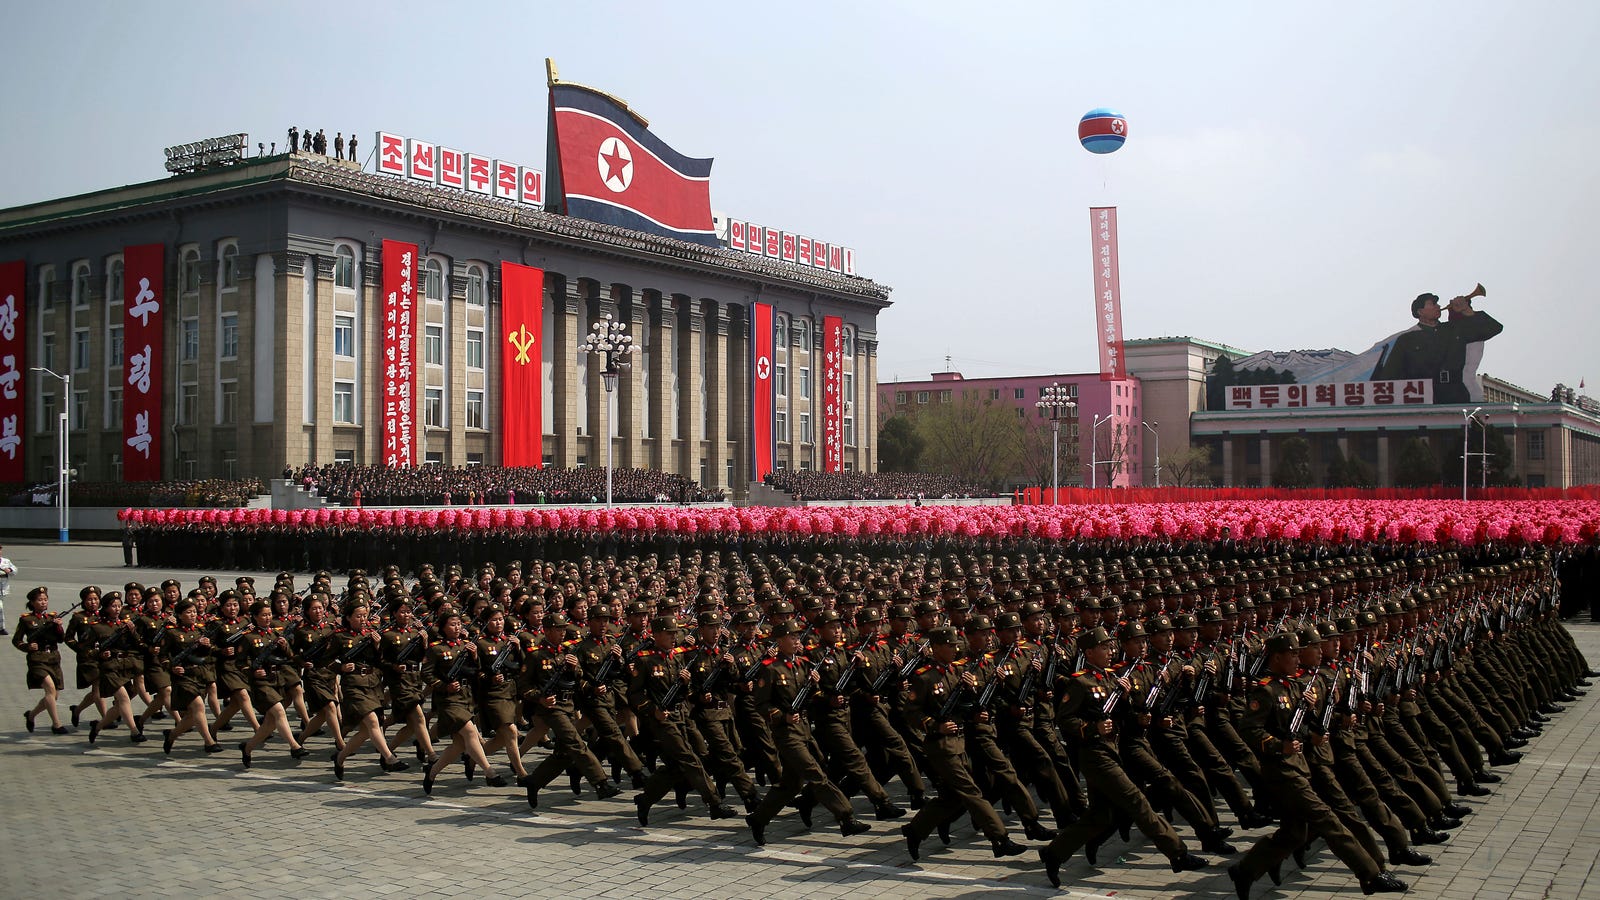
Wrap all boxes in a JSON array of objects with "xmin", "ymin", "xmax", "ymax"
[{"xmin": 0, "ymin": 151, "xmax": 890, "ymax": 496}]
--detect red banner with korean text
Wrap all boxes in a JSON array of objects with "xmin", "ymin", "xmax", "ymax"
[
  {"xmin": 500, "ymin": 262, "xmax": 544, "ymax": 467},
  {"xmin": 1090, "ymin": 207, "xmax": 1125, "ymax": 382},
  {"xmin": 822, "ymin": 315, "xmax": 844, "ymax": 472},
  {"xmin": 0, "ymin": 261, "xmax": 24, "ymax": 480},
  {"xmin": 122, "ymin": 244, "xmax": 165, "ymax": 481},
  {"xmin": 750, "ymin": 303, "xmax": 774, "ymax": 482},
  {"xmin": 381, "ymin": 240, "xmax": 419, "ymax": 467},
  {"xmin": 1224, "ymin": 380, "xmax": 1434, "ymax": 410}
]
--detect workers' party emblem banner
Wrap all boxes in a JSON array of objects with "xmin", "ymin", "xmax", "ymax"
[{"xmin": 501, "ymin": 262, "xmax": 545, "ymax": 467}]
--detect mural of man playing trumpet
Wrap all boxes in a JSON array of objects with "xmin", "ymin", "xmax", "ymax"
[{"xmin": 1374, "ymin": 285, "xmax": 1503, "ymax": 404}]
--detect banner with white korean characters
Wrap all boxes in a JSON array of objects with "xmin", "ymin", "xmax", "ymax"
[
  {"xmin": 1224, "ymin": 380, "xmax": 1435, "ymax": 410},
  {"xmin": 381, "ymin": 240, "xmax": 420, "ymax": 467},
  {"xmin": 1090, "ymin": 207, "xmax": 1125, "ymax": 382},
  {"xmin": 822, "ymin": 315, "xmax": 844, "ymax": 473},
  {"xmin": 0, "ymin": 260, "xmax": 24, "ymax": 480},
  {"xmin": 122, "ymin": 244, "xmax": 165, "ymax": 480}
]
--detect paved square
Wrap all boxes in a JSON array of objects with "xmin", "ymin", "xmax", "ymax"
[{"xmin": 1, "ymin": 539, "xmax": 1597, "ymax": 899}]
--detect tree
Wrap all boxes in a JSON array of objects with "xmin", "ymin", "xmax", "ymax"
[
  {"xmin": 877, "ymin": 415, "xmax": 924, "ymax": 473},
  {"xmin": 1163, "ymin": 445, "xmax": 1213, "ymax": 487},
  {"xmin": 913, "ymin": 395, "xmax": 1026, "ymax": 490},
  {"xmin": 1273, "ymin": 436, "xmax": 1315, "ymax": 488},
  {"xmin": 1326, "ymin": 446, "xmax": 1352, "ymax": 487},
  {"xmin": 1394, "ymin": 436, "xmax": 1442, "ymax": 487},
  {"xmin": 1019, "ymin": 414, "xmax": 1079, "ymax": 490}
]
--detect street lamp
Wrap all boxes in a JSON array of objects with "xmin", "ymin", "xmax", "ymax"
[
  {"xmin": 1461, "ymin": 407, "xmax": 1480, "ymax": 501},
  {"xmin": 1034, "ymin": 383, "xmax": 1076, "ymax": 504},
  {"xmin": 1090, "ymin": 414, "xmax": 1112, "ymax": 490},
  {"xmin": 1475, "ymin": 413, "xmax": 1490, "ymax": 490},
  {"xmin": 1509, "ymin": 403, "xmax": 1519, "ymax": 485},
  {"xmin": 31, "ymin": 366, "xmax": 70, "ymax": 542},
  {"xmin": 1142, "ymin": 420, "xmax": 1161, "ymax": 488},
  {"xmin": 580, "ymin": 312, "xmax": 636, "ymax": 508}
]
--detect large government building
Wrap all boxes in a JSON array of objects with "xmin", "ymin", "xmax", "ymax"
[{"xmin": 0, "ymin": 146, "xmax": 890, "ymax": 498}]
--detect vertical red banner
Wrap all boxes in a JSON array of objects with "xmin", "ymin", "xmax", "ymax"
[
  {"xmin": 122, "ymin": 244, "xmax": 165, "ymax": 481},
  {"xmin": 381, "ymin": 240, "xmax": 419, "ymax": 467},
  {"xmin": 500, "ymin": 262, "xmax": 544, "ymax": 467},
  {"xmin": 0, "ymin": 260, "xmax": 25, "ymax": 481},
  {"xmin": 822, "ymin": 314, "xmax": 843, "ymax": 473},
  {"xmin": 1090, "ymin": 207, "xmax": 1125, "ymax": 382},
  {"xmin": 750, "ymin": 302, "xmax": 774, "ymax": 482}
]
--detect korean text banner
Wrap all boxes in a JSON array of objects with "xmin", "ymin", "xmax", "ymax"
[
  {"xmin": 1090, "ymin": 207, "xmax": 1125, "ymax": 382},
  {"xmin": 548, "ymin": 83, "xmax": 718, "ymax": 246},
  {"xmin": 822, "ymin": 315, "xmax": 844, "ymax": 473},
  {"xmin": 751, "ymin": 303, "xmax": 774, "ymax": 482},
  {"xmin": 500, "ymin": 262, "xmax": 545, "ymax": 467},
  {"xmin": 381, "ymin": 240, "xmax": 420, "ymax": 467},
  {"xmin": 0, "ymin": 261, "xmax": 25, "ymax": 480},
  {"xmin": 123, "ymin": 244, "xmax": 165, "ymax": 481}
]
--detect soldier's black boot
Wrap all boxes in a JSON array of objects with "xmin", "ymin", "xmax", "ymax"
[
  {"xmin": 797, "ymin": 795, "xmax": 815, "ymax": 829},
  {"xmin": 1267, "ymin": 862, "xmax": 1282, "ymax": 885},
  {"xmin": 675, "ymin": 782, "xmax": 689, "ymax": 809},
  {"xmin": 840, "ymin": 817, "xmax": 871, "ymax": 837},
  {"xmin": 741, "ymin": 790, "xmax": 762, "ymax": 813},
  {"xmin": 748, "ymin": 814, "xmax": 767, "ymax": 846},
  {"xmin": 570, "ymin": 770, "xmax": 583, "ymax": 796},
  {"xmin": 908, "ymin": 790, "xmax": 926, "ymax": 810},
  {"xmin": 595, "ymin": 780, "xmax": 622, "ymax": 800},
  {"xmin": 1202, "ymin": 830, "xmax": 1238, "ymax": 855},
  {"xmin": 708, "ymin": 802, "xmax": 738, "ymax": 820},
  {"xmin": 874, "ymin": 800, "xmax": 905, "ymax": 821},
  {"xmin": 902, "ymin": 824, "xmax": 921, "ymax": 861},
  {"xmin": 937, "ymin": 816, "xmax": 952, "ymax": 845},
  {"xmin": 1411, "ymin": 827, "xmax": 1449, "ymax": 845},
  {"xmin": 1390, "ymin": 847, "xmax": 1432, "ymax": 866},
  {"xmin": 1360, "ymin": 871, "xmax": 1408, "ymax": 894},
  {"xmin": 1040, "ymin": 846, "xmax": 1062, "ymax": 887},
  {"xmin": 1170, "ymin": 853, "xmax": 1209, "ymax": 872},
  {"xmin": 633, "ymin": 794, "xmax": 651, "ymax": 826},
  {"xmin": 991, "ymin": 836, "xmax": 1027, "ymax": 857},
  {"xmin": 1023, "ymin": 818, "xmax": 1057, "ymax": 841},
  {"xmin": 1229, "ymin": 862, "xmax": 1255, "ymax": 899}
]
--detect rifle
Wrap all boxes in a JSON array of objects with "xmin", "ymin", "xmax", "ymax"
[
  {"xmin": 938, "ymin": 660, "xmax": 980, "ymax": 721},
  {"xmin": 488, "ymin": 640, "xmax": 523, "ymax": 679},
  {"xmin": 391, "ymin": 632, "xmax": 425, "ymax": 669},
  {"xmin": 168, "ymin": 636, "xmax": 212, "ymax": 671},
  {"xmin": 742, "ymin": 644, "xmax": 777, "ymax": 684},
  {"xmin": 98, "ymin": 621, "xmax": 137, "ymax": 654},
  {"xmin": 831, "ymin": 646, "xmax": 862, "ymax": 695},
  {"xmin": 787, "ymin": 665, "xmax": 816, "ymax": 715},
  {"xmin": 250, "ymin": 637, "xmax": 292, "ymax": 674},
  {"xmin": 22, "ymin": 614, "xmax": 66, "ymax": 648},
  {"xmin": 332, "ymin": 634, "xmax": 376, "ymax": 668},
  {"xmin": 1017, "ymin": 641, "xmax": 1054, "ymax": 707},
  {"xmin": 896, "ymin": 638, "xmax": 932, "ymax": 681},
  {"xmin": 1314, "ymin": 670, "xmax": 1343, "ymax": 735},
  {"xmin": 870, "ymin": 639, "xmax": 926, "ymax": 694},
  {"xmin": 443, "ymin": 646, "xmax": 478, "ymax": 685},
  {"xmin": 699, "ymin": 645, "xmax": 737, "ymax": 697}
]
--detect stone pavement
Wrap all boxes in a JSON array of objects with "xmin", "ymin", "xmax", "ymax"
[{"xmin": 1, "ymin": 539, "xmax": 1598, "ymax": 899}]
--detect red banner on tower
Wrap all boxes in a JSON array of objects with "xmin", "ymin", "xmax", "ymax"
[
  {"xmin": 822, "ymin": 315, "xmax": 844, "ymax": 473},
  {"xmin": 500, "ymin": 262, "xmax": 545, "ymax": 468},
  {"xmin": 381, "ymin": 240, "xmax": 419, "ymax": 467},
  {"xmin": 0, "ymin": 260, "xmax": 25, "ymax": 481},
  {"xmin": 751, "ymin": 302, "xmax": 774, "ymax": 482},
  {"xmin": 1090, "ymin": 207, "xmax": 1126, "ymax": 381},
  {"xmin": 122, "ymin": 244, "xmax": 165, "ymax": 481}
]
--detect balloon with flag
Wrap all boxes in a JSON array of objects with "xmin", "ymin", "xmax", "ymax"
[{"xmin": 1079, "ymin": 108, "xmax": 1128, "ymax": 154}]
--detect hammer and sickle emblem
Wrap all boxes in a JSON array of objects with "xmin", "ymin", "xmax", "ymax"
[{"xmin": 509, "ymin": 325, "xmax": 537, "ymax": 365}]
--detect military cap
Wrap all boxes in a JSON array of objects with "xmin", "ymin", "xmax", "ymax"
[
  {"xmin": 732, "ymin": 608, "xmax": 761, "ymax": 626},
  {"xmin": 857, "ymin": 607, "xmax": 884, "ymax": 624},
  {"xmin": 815, "ymin": 610, "xmax": 842, "ymax": 625},
  {"xmin": 1077, "ymin": 626, "xmax": 1115, "ymax": 652},
  {"xmin": 768, "ymin": 601, "xmax": 796, "ymax": 616},
  {"xmin": 1117, "ymin": 622, "xmax": 1147, "ymax": 642},
  {"xmin": 1197, "ymin": 607, "xmax": 1225, "ymax": 624},
  {"xmin": 889, "ymin": 603, "xmax": 917, "ymax": 620},
  {"xmin": 1144, "ymin": 615, "xmax": 1174, "ymax": 634},
  {"xmin": 1295, "ymin": 624, "xmax": 1321, "ymax": 647},
  {"xmin": 928, "ymin": 626, "xmax": 962, "ymax": 646},
  {"xmin": 1077, "ymin": 596, "xmax": 1101, "ymax": 612},
  {"xmin": 946, "ymin": 597, "xmax": 972, "ymax": 613},
  {"xmin": 543, "ymin": 612, "xmax": 570, "ymax": 628},
  {"xmin": 625, "ymin": 600, "xmax": 651, "ymax": 616},
  {"xmin": 1265, "ymin": 632, "xmax": 1300, "ymax": 654},
  {"xmin": 695, "ymin": 611, "xmax": 722, "ymax": 628},
  {"xmin": 769, "ymin": 619, "xmax": 805, "ymax": 638},
  {"xmin": 1021, "ymin": 601, "xmax": 1047, "ymax": 618},
  {"xmin": 913, "ymin": 600, "xmax": 940, "ymax": 616},
  {"xmin": 1172, "ymin": 612, "xmax": 1199, "ymax": 630},
  {"xmin": 994, "ymin": 611, "xmax": 1023, "ymax": 630},
  {"xmin": 964, "ymin": 615, "xmax": 994, "ymax": 632},
  {"xmin": 649, "ymin": 615, "xmax": 681, "ymax": 633},
  {"xmin": 1050, "ymin": 602, "xmax": 1079, "ymax": 619}
]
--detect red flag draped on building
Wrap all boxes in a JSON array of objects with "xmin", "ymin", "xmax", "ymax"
[
  {"xmin": 380, "ymin": 240, "xmax": 420, "ymax": 467},
  {"xmin": 822, "ymin": 315, "xmax": 844, "ymax": 473},
  {"xmin": 500, "ymin": 262, "xmax": 545, "ymax": 467},
  {"xmin": 122, "ymin": 244, "xmax": 165, "ymax": 481},
  {"xmin": 751, "ymin": 302, "xmax": 775, "ymax": 482},
  {"xmin": 0, "ymin": 260, "xmax": 25, "ymax": 480},
  {"xmin": 1090, "ymin": 207, "xmax": 1126, "ymax": 381}
]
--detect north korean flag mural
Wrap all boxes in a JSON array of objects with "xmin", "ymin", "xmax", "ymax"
[
  {"xmin": 547, "ymin": 80, "xmax": 719, "ymax": 247},
  {"xmin": 751, "ymin": 302, "xmax": 775, "ymax": 483},
  {"xmin": 500, "ymin": 262, "xmax": 544, "ymax": 468}
]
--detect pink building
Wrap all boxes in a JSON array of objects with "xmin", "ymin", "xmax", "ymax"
[{"xmin": 878, "ymin": 371, "xmax": 1146, "ymax": 488}]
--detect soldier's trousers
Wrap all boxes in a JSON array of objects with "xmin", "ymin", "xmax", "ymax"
[
  {"xmin": 1034, "ymin": 718, "xmax": 1088, "ymax": 811},
  {"xmin": 691, "ymin": 714, "xmax": 756, "ymax": 799},
  {"xmin": 999, "ymin": 719, "xmax": 1072, "ymax": 819},
  {"xmin": 1122, "ymin": 735, "xmax": 1219, "ymax": 834},
  {"xmin": 1206, "ymin": 705, "xmax": 1265, "ymax": 785},
  {"xmin": 735, "ymin": 695, "xmax": 782, "ymax": 780},
  {"xmin": 1362, "ymin": 729, "xmax": 1444, "ymax": 816},
  {"xmin": 1307, "ymin": 755, "xmax": 1387, "ymax": 863},
  {"xmin": 1236, "ymin": 761, "xmax": 1381, "ymax": 885},
  {"xmin": 1382, "ymin": 713, "xmax": 1453, "ymax": 801},
  {"xmin": 581, "ymin": 699, "xmax": 643, "ymax": 776},
  {"xmin": 966, "ymin": 725, "xmax": 1040, "ymax": 820},
  {"xmin": 904, "ymin": 734, "xmax": 1008, "ymax": 843},
  {"xmin": 1150, "ymin": 724, "xmax": 1225, "ymax": 825},
  {"xmin": 812, "ymin": 708, "xmax": 890, "ymax": 805},
  {"xmin": 1337, "ymin": 739, "xmax": 1428, "ymax": 830},
  {"xmin": 638, "ymin": 714, "xmax": 718, "ymax": 809},
  {"xmin": 749, "ymin": 719, "xmax": 852, "ymax": 827},
  {"xmin": 853, "ymin": 699, "xmax": 925, "ymax": 795},
  {"xmin": 1045, "ymin": 741, "xmax": 1185, "ymax": 862},
  {"xmin": 1183, "ymin": 719, "xmax": 1256, "ymax": 819},
  {"xmin": 526, "ymin": 706, "xmax": 607, "ymax": 790}
]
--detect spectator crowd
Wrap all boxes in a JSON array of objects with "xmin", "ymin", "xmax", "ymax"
[
  {"xmin": 4, "ymin": 479, "xmax": 265, "ymax": 509},
  {"xmin": 289, "ymin": 465, "xmax": 726, "ymax": 507},
  {"xmin": 763, "ymin": 471, "xmax": 994, "ymax": 501}
]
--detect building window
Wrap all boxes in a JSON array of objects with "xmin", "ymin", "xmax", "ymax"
[
  {"xmin": 107, "ymin": 325, "xmax": 123, "ymax": 370},
  {"xmin": 220, "ymin": 313, "xmax": 239, "ymax": 359},
  {"xmin": 775, "ymin": 316, "xmax": 787, "ymax": 349},
  {"xmin": 940, "ymin": 390, "xmax": 951, "ymax": 403},
  {"xmin": 105, "ymin": 386, "xmax": 121, "ymax": 430},
  {"xmin": 916, "ymin": 391, "xmax": 929, "ymax": 404},
  {"xmin": 334, "ymin": 245, "xmax": 355, "ymax": 289},
  {"xmin": 181, "ymin": 318, "xmax": 199, "ymax": 361},
  {"xmin": 466, "ymin": 328, "xmax": 484, "ymax": 369},
  {"xmin": 179, "ymin": 383, "xmax": 198, "ymax": 425},
  {"xmin": 71, "ymin": 390, "xmax": 87, "ymax": 430},
  {"xmin": 895, "ymin": 392, "xmax": 906, "ymax": 404},
  {"xmin": 182, "ymin": 248, "xmax": 201, "ymax": 293},
  {"xmin": 1528, "ymin": 431, "xmax": 1545, "ymax": 460},
  {"xmin": 107, "ymin": 258, "xmax": 123, "ymax": 305},
  {"xmin": 220, "ymin": 243, "xmax": 238, "ymax": 289},
  {"xmin": 424, "ymin": 324, "xmax": 443, "ymax": 366},
  {"xmin": 842, "ymin": 327, "xmax": 854, "ymax": 357},
  {"xmin": 467, "ymin": 452, "xmax": 484, "ymax": 466},
  {"xmin": 423, "ymin": 259, "xmax": 445, "ymax": 302},
  {"xmin": 775, "ymin": 363, "xmax": 787, "ymax": 398},
  {"xmin": 219, "ymin": 380, "xmax": 238, "ymax": 424},
  {"xmin": 466, "ymin": 389, "xmax": 485, "ymax": 429},
  {"xmin": 334, "ymin": 315, "xmax": 354, "ymax": 358},
  {"xmin": 1014, "ymin": 388, "xmax": 1025, "ymax": 399},
  {"xmin": 40, "ymin": 392, "xmax": 56, "ymax": 434},
  {"xmin": 796, "ymin": 318, "xmax": 810, "ymax": 349},
  {"xmin": 72, "ymin": 263, "xmax": 91, "ymax": 309},
  {"xmin": 424, "ymin": 451, "xmax": 444, "ymax": 466},
  {"xmin": 799, "ymin": 412, "xmax": 812, "ymax": 444},
  {"xmin": 424, "ymin": 387, "xmax": 444, "ymax": 427},
  {"xmin": 334, "ymin": 450, "xmax": 356, "ymax": 465},
  {"xmin": 40, "ymin": 333, "xmax": 55, "ymax": 372},
  {"xmin": 775, "ymin": 410, "xmax": 788, "ymax": 442},
  {"xmin": 843, "ymin": 416, "xmax": 855, "ymax": 446},
  {"xmin": 799, "ymin": 367, "xmax": 811, "ymax": 400},
  {"xmin": 72, "ymin": 328, "xmax": 89, "ymax": 371},
  {"xmin": 333, "ymin": 381, "xmax": 355, "ymax": 424},
  {"xmin": 466, "ymin": 265, "xmax": 486, "ymax": 306},
  {"xmin": 843, "ymin": 372, "xmax": 855, "ymax": 407}
]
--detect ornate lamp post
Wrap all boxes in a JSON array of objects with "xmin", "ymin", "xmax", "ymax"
[
  {"xmin": 1142, "ymin": 420, "xmax": 1161, "ymax": 488},
  {"xmin": 1090, "ymin": 414, "xmax": 1112, "ymax": 490},
  {"xmin": 1034, "ymin": 383, "xmax": 1076, "ymax": 503},
  {"xmin": 1461, "ymin": 407, "xmax": 1481, "ymax": 501},
  {"xmin": 580, "ymin": 313, "xmax": 636, "ymax": 508}
]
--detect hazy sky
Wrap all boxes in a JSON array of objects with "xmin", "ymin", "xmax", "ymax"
[{"xmin": 5, "ymin": 1, "xmax": 1596, "ymax": 395}]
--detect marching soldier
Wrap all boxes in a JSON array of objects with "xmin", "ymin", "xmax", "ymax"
[{"xmin": 628, "ymin": 616, "xmax": 739, "ymax": 825}]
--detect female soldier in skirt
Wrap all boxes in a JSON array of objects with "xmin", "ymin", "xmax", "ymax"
[
  {"xmin": 380, "ymin": 598, "xmax": 435, "ymax": 765},
  {"xmin": 210, "ymin": 591, "xmax": 261, "ymax": 735},
  {"xmin": 133, "ymin": 588, "xmax": 172, "ymax": 729},
  {"xmin": 85, "ymin": 592, "xmax": 148, "ymax": 744},
  {"xmin": 474, "ymin": 605, "xmax": 528, "ymax": 784},
  {"xmin": 14, "ymin": 587, "xmax": 70, "ymax": 734},
  {"xmin": 421, "ymin": 608, "xmax": 505, "ymax": 794},
  {"xmin": 65, "ymin": 587, "xmax": 106, "ymax": 727},
  {"xmin": 291, "ymin": 594, "xmax": 343, "ymax": 753},
  {"xmin": 237, "ymin": 600, "xmax": 311, "ymax": 768},
  {"xmin": 159, "ymin": 598, "xmax": 224, "ymax": 755},
  {"xmin": 328, "ymin": 599, "xmax": 410, "ymax": 780}
]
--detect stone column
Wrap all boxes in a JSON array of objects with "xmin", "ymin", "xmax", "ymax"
[
  {"xmin": 675, "ymin": 295, "xmax": 703, "ymax": 480},
  {"xmin": 1376, "ymin": 432, "xmax": 1391, "ymax": 487},
  {"xmin": 704, "ymin": 300, "xmax": 727, "ymax": 492},
  {"xmin": 1221, "ymin": 435, "xmax": 1234, "ymax": 486},
  {"xmin": 645, "ymin": 290, "xmax": 671, "ymax": 471},
  {"xmin": 727, "ymin": 305, "xmax": 749, "ymax": 498},
  {"xmin": 862, "ymin": 338, "xmax": 878, "ymax": 474},
  {"xmin": 1258, "ymin": 434, "xmax": 1272, "ymax": 486},
  {"xmin": 584, "ymin": 287, "xmax": 612, "ymax": 473},
  {"xmin": 278, "ymin": 251, "xmax": 311, "ymax": 468},
  {"xmin": 616, "ymin": 285, "xmax": 644, "ymax": 469},
  {"xmin": 550, "ymin": 276, "xmax": 583, "ymax": 467},
  {"xmin": 309, "ymin": 253, "xmax": 335, "ymax": 466}
]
